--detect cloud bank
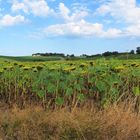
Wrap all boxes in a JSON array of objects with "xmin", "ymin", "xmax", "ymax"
[{"xmin": 0, "ymin": 0, "xmax": 140, "ymax": 39}]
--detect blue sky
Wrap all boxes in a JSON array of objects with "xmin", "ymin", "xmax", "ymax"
[{"xmin": 0, "ymin": 0, "xmax": 140, "ymax": 56}]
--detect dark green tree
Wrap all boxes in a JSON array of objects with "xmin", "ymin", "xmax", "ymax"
[
  {"xmin": 130, "ymin": 50, "xmax": 135, "ymax": 54},
  {"xmin": 136, "ymin": 47, "xmax": 140, "ymax": 54}
]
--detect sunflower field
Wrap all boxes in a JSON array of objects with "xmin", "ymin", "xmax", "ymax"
[{"xmin": 0, "ymin": 58, "xmax": 140, "ymax": 110}]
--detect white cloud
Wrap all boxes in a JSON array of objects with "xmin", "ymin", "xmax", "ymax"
[
  {"xmin": 0, "ymin": 0, "xmax": 3, "ymax": 17},
  {"xmin": 103, "ymin": 28, "xmax": 122, "ymax": 38},
  {"xmin": 12, "ymin": 1, "xmax": 28, "ymax": 13},
  {"xmin": 59, "ymin": 3, "xmax": 70, "ymax": 21},
  {"xmin": 0, "ymin": 14, "xmax": 25, "ymax": 26},
  {"xmin": 9, "ymin": 0, "xmax": 140, "ymax": 38},
  {"xmin": 11, "ymin": 1, "xmax": 88, "ymax": 20},
  {"xmin": 96, "ymin": 0, "xmax": 140, "ymax": 24},
  {"xmin": 126, "ymin": 24, "xmax": 140, "ymax": 36},
  {"xmin": 12, "ymin": 0, "xmax": 54, "ymax": 17},
  {"xmin": 59, "ymin": 3, "xmax": 88, "ymax": 22},
  {"xmin": 42, "ymin": 20, "xmax": 122, "ymax": 38},
  {"xmin": 25, "ymin": 0, "xmax": 53, "ymax": 17},
  {"xmin": 95, "ymin": 0, "xmax": 140, "ymax": 37}
]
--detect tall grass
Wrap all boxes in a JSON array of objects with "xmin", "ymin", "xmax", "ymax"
[{"xmin": 0, "ymin": 103, "xmax": 139, "ymax": 140}]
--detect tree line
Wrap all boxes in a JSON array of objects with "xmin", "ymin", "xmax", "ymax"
[{"xmin": 32, "ymin": 47, "xmax": 140, "ymax": 58}]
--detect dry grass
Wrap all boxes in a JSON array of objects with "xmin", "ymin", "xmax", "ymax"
[{"xmin": 0, "ymin": 103, "xmax": 139, "ymax": 140}]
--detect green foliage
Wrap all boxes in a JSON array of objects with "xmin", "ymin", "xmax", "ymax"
[
  {"xmin": 0, "ymin": 57, "xmax": 140, "ymax": 108},
  {"xmin": 77, "ymin": 94, "xmax": 85, "ymax": 102},
  {"xmin": 37, "ymin": 90, "xmax": 45, "ymax": 98},
  {"xmin": 66, "ymin": 88, "xmax": 73, "ymax": 96},
  {"xmin": 55, "ymin": 97, "xmax": 64, "ymax": 105},
  {"xmin": 132, "ymin": 87, "xmax": 140, "ymax": 96}
]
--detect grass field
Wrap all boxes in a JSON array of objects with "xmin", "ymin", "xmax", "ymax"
[
  {"xmin": 0, "ymin": 56, "xmax": 140, "ymax": 139},
  {"xmin": 0, "ymin": 55, "xmax": 64, "ymax": 62}
]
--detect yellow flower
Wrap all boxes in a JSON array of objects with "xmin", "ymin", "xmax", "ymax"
[
  {"xmin": 22, "ymin": 67, "xmax": 31, "ymax": 71},
  {"xmin": 113, "ymin": 66, "xmax": 126, "ymax": 72}
]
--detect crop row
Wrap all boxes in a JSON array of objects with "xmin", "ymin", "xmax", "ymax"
[{"xmin": 0, "ymin": 59, "xmax": 140, "ymax": 110}]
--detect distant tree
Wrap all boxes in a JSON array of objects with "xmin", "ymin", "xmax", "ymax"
[
  {"xmin": 136, "ymin": 47, "xmax": 140, "ymax": 54},
  {"xmin": 80, "ymin": 54, "xmax": 88, "ymax": 57},
  {"xmin": 70, "ymin": 54, "xmax": 75, "ymax": 57},
  {"xmin": 119, "ymin": 52, "xmax": 128, "ymax": 55},
  {"xmin": 102, "ymin": 51, "xmax": 112, "ymax": 56},
  {"xmin": 87, "ymin": 54, "xmax": 102, "ymax": 58},
  {"xmin": 112, "ymin": 51, "xmax": 119, "ymax": 55},
  {"xmin": 130, "ymin": 50, "xmax": 135, "ymax": 54},
  {"xmin": 32, "ymin": 52, "xmax": 65, "ymax": 57}
]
